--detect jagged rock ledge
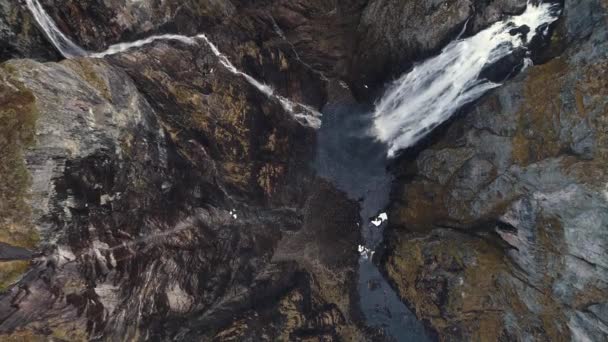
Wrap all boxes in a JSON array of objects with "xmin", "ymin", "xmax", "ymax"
[{"xmin": 380, "ymin": 0, "xmax": 608, "ymax": 340}]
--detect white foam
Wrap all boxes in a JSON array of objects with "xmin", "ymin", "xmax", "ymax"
[
  {"xmin": 373, "ymin": 1, "xmax": 560, "ymax": 157},
  {"xmin": 229, "ymin": 209, "xmax": 238, "ymax": 219},
  {"xmin": 25, "ymin": 0, "xmax": 88, "ymax": 58},
  {"xmin": 91, "ymin": 34, "xmax": 198, "ymax": 58},
  {"xmin": 197, "ymin": 34, "xmax": 322, "ymax": 128},
  {"xmin": 371, "ymin": 212, "xmax": 388, "ymax": 227},
  {"xmin": 358, "ymin": 244, "xmax": 375, "ymax": 259}
]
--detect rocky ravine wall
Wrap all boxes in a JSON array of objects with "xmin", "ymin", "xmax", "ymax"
[
  {"xmin": 1, "ymin": 0, "xmax": 604, "ymax": 341},
  {"xmin": 0, "ymin": 0, "xmax": 371, "ymax": 338},
  {"xmin": 0, "ymin": 41, "xmax": 370, "ymax": 341},
  {"xmin": 383, "ymin": 0, "xmax": 608, "ymax": 340}
]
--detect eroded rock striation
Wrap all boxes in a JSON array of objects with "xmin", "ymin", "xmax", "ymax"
[
  {"xmin": 0, "ymin": 2, "xmax": 367, "ymax": 339},
  {"xmin": 0, "ymin": 41, "xmax": 368, "ymax": 342},
  {"xmin": 383, "ymin": 0, "xmax": 608, "ymax": 340},
  {"xmin": 0, "ymin": 0, "xmax": 58, "ymax": 60},
  {"xmin": 0, "ymin": 0, "xmax": 606, "ymax": 341}
]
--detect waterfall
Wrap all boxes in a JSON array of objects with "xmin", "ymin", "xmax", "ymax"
[
  {"xmin": 25, "ymin": 0, "xmax": 321, "ymax": 128},
  {"xmin": 25, "ymin": 0, "xmax": 88, "ymax": 58},
  {"xmin": 197, "ymin": 34, "xmax": 322, "ymax": 128},
  {"xmin": 90, "ymin": 35, "xmax": 199, "ymax": 58},
  {"xmin": 373, "ymin": 1, "xmax": 561, "ymax": 157}
]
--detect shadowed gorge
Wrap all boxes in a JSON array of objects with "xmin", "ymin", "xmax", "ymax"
[{"xmin": 0, "ymin": 0, "xmax": 607, "ymax": 341}]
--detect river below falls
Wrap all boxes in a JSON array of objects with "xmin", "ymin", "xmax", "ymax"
[
  {"xmin": 22, "ymin": 0, "xmax": 561, "ymax": 338},
  {"xmin": 314, "ymin": 98, "xmax": 432, "ymax": 341}
]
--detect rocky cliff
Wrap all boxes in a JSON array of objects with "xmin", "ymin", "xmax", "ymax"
[
  {"xmin": 0, "ymin": 0, "xmax": 58, "ymax": 60},
  {"xmin": 382, "ymin": 0, "xmax": 608, "ymax": 340},
  {"xmin": 0, "ymin": 0, "xmax": 606, "ymax": 341},
  {"xmin": 0, "ymin": 1, "xmax": 367, "ymax": 340},
  {"xmin": 0, "ymin": 41, "xmax": 368, "ymax": 342}
]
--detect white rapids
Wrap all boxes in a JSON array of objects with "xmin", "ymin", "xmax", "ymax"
[
  {"xmin": 373, "ymin": 1, "xmax": 560, "ymax": 157},
  {"xmin": 25, "ymin": 0, "xmax": 87, "ymax": 58},
  {"xmin": 25, "ymin": 0, "xmax": 321, "ymax": 128}
]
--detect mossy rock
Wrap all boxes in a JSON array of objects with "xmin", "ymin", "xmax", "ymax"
[
  {"xmin": 0, "ymin": 324, "xmax": 88, "ymax": 341},
  {"xmin": 0, "ymin": 260, "xmax": 30, "ymax": 291},
  {"xmin": 0, "ymin": 65, "xmax": 39, "ymax": 289}
]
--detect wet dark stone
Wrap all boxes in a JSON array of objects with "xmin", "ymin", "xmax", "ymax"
[{"xmin": 0, "ymin": 243, "xmax": 33, "ymax": 261}]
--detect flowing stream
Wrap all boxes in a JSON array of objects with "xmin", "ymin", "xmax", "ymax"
[
  {"xmin": 317, "ymin": 1, "xmax": 560, "ymax": 340},
  {"xmin": 314, "ymin": 100, "xmax": 432, "ymax": 341},
  {"xmin": 24, "ymin": 0, "xmax": 321, "ymax": 128},
  {"xmin": 26, "ymin": 0, "xmax": 560, "ymax": 340}
]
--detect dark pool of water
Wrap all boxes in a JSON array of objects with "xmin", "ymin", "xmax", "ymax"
[
  {"xmin": 314, "ymin": 98, "xmax": 431, "ymax": 341},
  {"xmin": 0, "ymin": 242, "xmax": 34, "ymax": 261}
]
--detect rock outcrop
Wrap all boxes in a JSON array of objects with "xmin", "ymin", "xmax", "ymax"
[
  {"xmin": 0, "ymin": 24, "xmax": 364, "ymax": 342},
  {"xmin": 1, "ymin": 0, "xmax": 607, "ymax": 340},
  {"xmin": 29, "ymin": 0, "xmax": 530, "ymax": 100},
  {"xmin": 382, "ymin": 0, "xmax": 608, "ymax": 340},
  {"xmin": 0, "ymin": 0, "xmax": 58, "ymax": 60}
]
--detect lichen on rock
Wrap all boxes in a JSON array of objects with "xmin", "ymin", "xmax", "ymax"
[
  {"xmin": 382, "ymin": 0, "xmax": 608, "ymax": 339},
  {"xmin": 0, "ymin": 67, "xmax": 40, "ymax": 290}
]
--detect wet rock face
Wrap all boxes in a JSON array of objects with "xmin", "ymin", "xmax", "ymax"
[
  {"xmin": 1, "ymin": 0, "xmax": 607, "ymax": 340},
  {"xmin": 0, "ymin": 0, "xmax": 59, "ymax": 60},
  {"xmin": 31, "ymin": 0, "xmax": 530, "ymax": 100},
  {"xmin": 0, "ymin": 36, "xmax": 363, "ymax": 341},
  {"xmin": 352, "ymin": 0, "xmax": 527, "ymax": 95},
  {"xmin": 38, "ymin": 0, "xmax": 236, "ymax": 50},
  {"xmin": 383, "ymin": 0, "xmax": 608, "ymax": 340}
]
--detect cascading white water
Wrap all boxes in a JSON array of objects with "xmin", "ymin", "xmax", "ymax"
[
  {"xmin": 91, "ymin": 35, "xmax": 199, "ymax": 58},
  {"xmin": 197, "ymin": 34, "xmax": 322, "ymax": 128},
  {"xmin": 373, "ymin": 1, "xmax": 560, "ymax": 157},
  {"xmin": 25, "ymin": 0, "xmax": 321, "ymax": 128},
  {"xmin": 25, "ymin": 0, "xmax": 88, "ymax": 58}
]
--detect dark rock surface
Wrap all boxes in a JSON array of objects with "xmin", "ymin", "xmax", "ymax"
[
  {"xmin": 382, "ymin": 0, "xmax": 608, "ymax": 340},
  {"xmin": 0, "ymin": 30, "xmax": 364, "ymax": 342},
  {"xmin": 0, "ymin": 0, "xmax": 59, "ymax": 60},
  {"xmin": 352, "ymin": 0, "xmax": 528, "ymax": 95},
  {"xmin": 0, "ymin": 0, "xmax": 606, "ymax": 340},
  {"xmin": 27, "ymin": 0, "xmax": 530, "ymax": 100}
]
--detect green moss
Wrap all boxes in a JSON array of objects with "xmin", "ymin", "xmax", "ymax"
[
  {"xmin": 0, "ymin": 260, "xmax": 30, "ymax": 291},
  {"xmin": 66, "ymin": 59, "xmax": 112, "ymax": 101},
  {"xmin": 0, "ymin": 324, "xmax": 88, "ymax": 341},
  {"xmin": 511, "ymin": 58, "xmax": 568, "ymax": 166},
  {"xmin": 393, "ymin": 180, "xmax": 447, "ymax": 231},
  {"xmin": 169, "ymin": 83, "xmax": 205, "ymax": 108},
  {"xmin": 386, "ymin": 232, "xmax": 513, "ymax": 340},
  {"xmin": 0, "ymin": 65, "xmax": 39, "ymax": 249}
]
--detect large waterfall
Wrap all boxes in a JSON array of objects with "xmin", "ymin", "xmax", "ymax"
[
  {"xmin": 373, "ymin": 1, "xmax": 560, "ymax": 157},
  {"xmin": 25, "ymin": 1, "xmax": 563, "ymax": 340},
  {"xmin": 25, "ymin": 0, "xmax": 321, "ymax": 128}
]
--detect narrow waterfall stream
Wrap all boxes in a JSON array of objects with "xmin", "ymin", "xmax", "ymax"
[
  {"xmin": 25, "ymin": 0, "xmax": 561, "ymax": 340},
  {"xmin": 24, "ymin": 0, "xmax": 321, "ymax": 128}
]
